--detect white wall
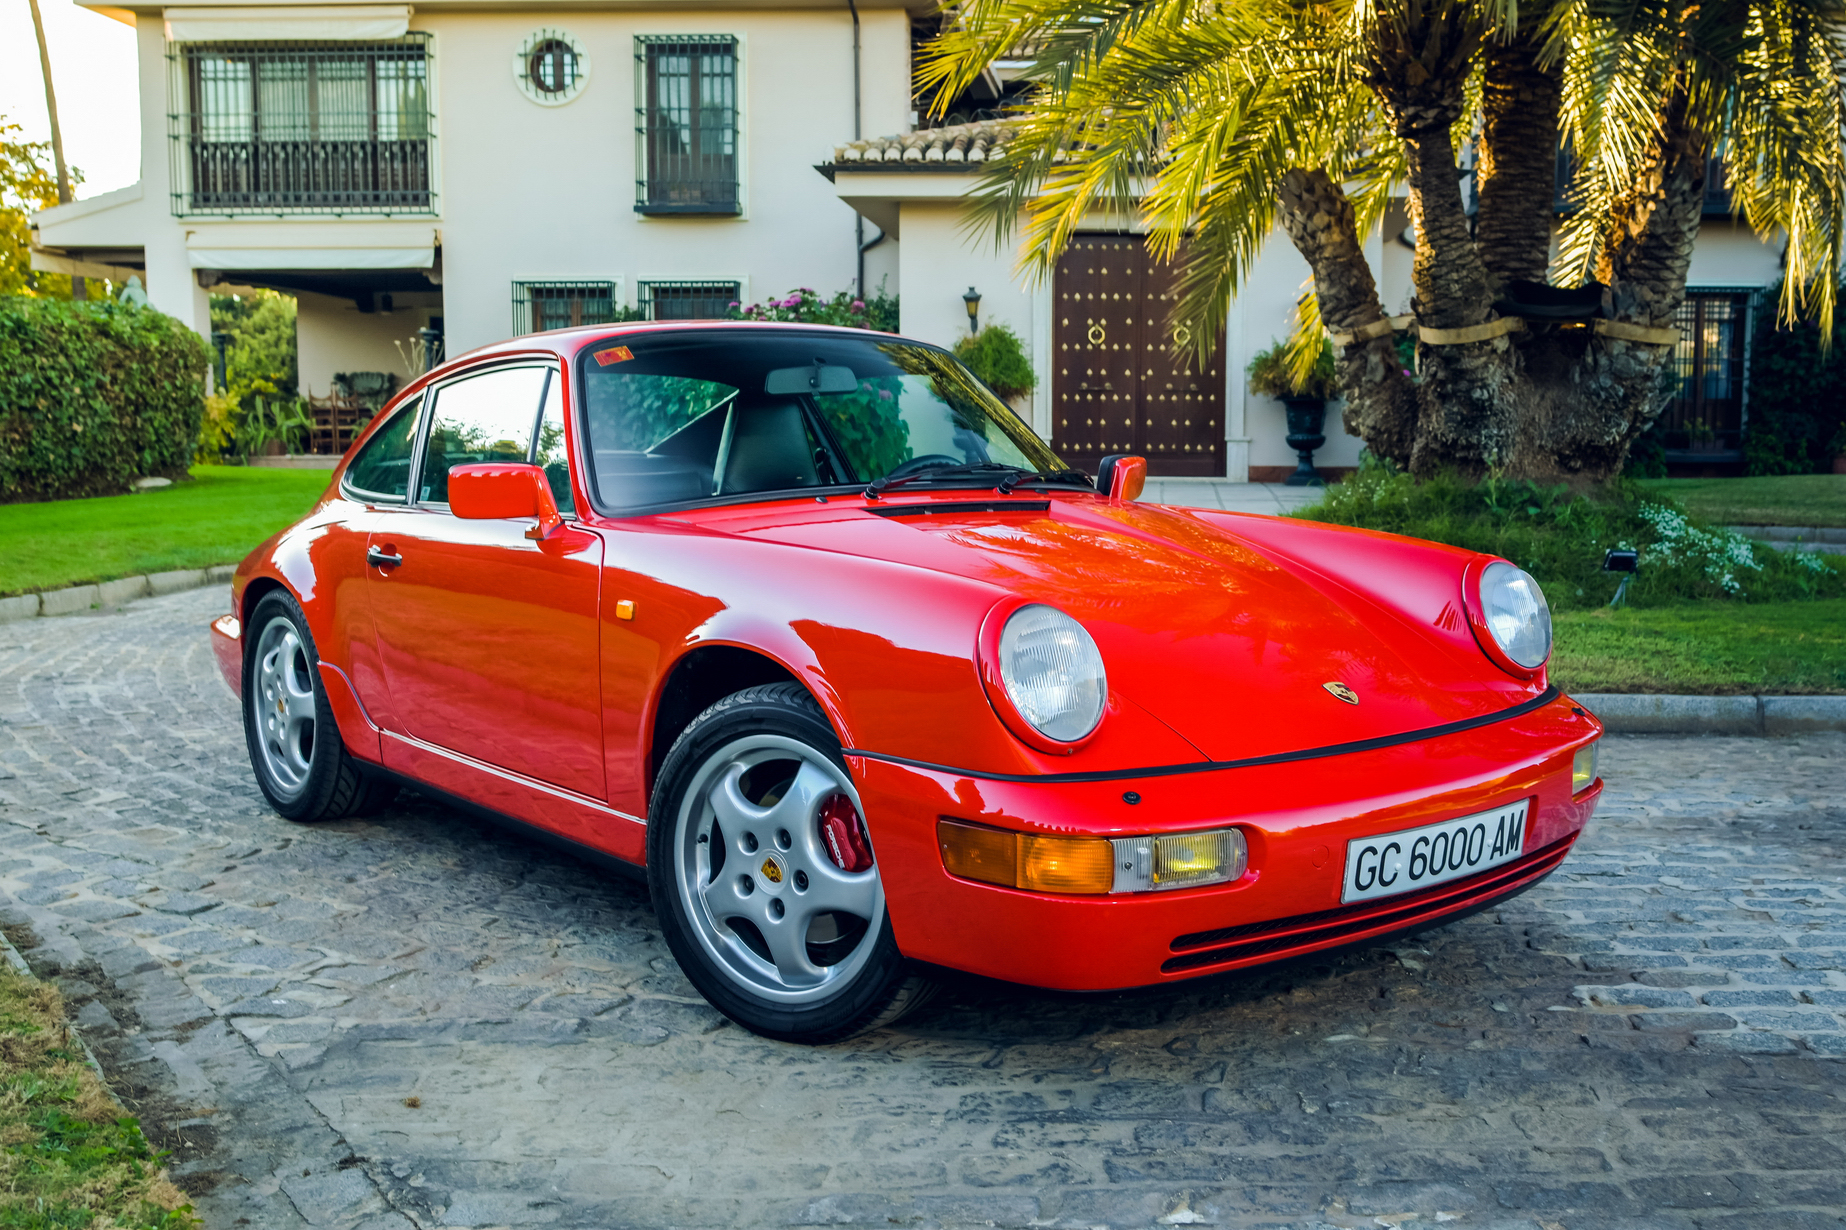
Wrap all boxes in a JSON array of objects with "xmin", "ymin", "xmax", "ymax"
[
  {"xmin": 428, "ymin": 7, "xmax": 911, "ymax": 354},
  {"xmin": 296, "ymin": 291, "xmax": 443, "ymax": 399},
  {"xmin": 1686, "ymin": 220, "xmax": 1783, "ymax": 288},
  {"xmin": 894, "ymin": 203, "xmax": 1048, "ymax": 429},
  {"xmin": 1234, "ymin": 227, "xmax": 1367, "ymax": 475}
]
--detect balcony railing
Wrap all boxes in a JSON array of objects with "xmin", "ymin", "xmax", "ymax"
[{"xmin": 168, "ymin": 37, "xmax": 436, "ymax": 216}]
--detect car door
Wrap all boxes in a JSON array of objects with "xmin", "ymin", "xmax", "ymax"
[{"xmin": 366, "ymin": 360, "xmax": 607, "ymax": 799}]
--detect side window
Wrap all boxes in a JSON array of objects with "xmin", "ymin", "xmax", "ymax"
[
  {"xmin": 533, "ymin": 369, "xmax": 576, "ymax": 516},
  {"xmin": 343, "ymin": 396, "xmax": 422, "ymax": 502},
  {"xmin": 419, "ymin": 366, "xmax": 550, "ymax": 504}
]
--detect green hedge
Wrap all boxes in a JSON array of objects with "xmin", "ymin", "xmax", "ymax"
[{"xmin": 0, "ymin": 297, "xmax": 210, "ymax": 504}]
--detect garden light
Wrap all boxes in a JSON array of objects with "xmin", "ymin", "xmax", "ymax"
[{"xmin": 1603, "ymin": 548, "xmax": 1638, "ymax": 608}]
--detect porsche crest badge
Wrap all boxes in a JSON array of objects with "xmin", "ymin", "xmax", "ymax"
[
  {"xmin": 760, "ymin": 858, "xmax": 784, "ymax": 884},
  {"xmin": 1323, "ymin": 682, "xmax": 1360, "ymax": 705}
]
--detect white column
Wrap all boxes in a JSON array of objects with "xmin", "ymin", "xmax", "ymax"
[{"xmin": 1224, "ymin": 287, "xmax": 1250, "ymax": 481}]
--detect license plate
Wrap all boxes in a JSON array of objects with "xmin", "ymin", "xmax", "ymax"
[{"xmin": 1340, "ymin": 800, "xmax": 1531, "ymax": 904}]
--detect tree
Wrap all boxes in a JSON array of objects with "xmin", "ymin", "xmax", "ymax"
[
  {"xmin": 922, "ymin": 0, "xmax": 1846, "ymax": 482},
  {"xmin": 0, "ymin": 117, "xmax": 77, "ymax": 299},
  {"xmin": 27, "ymin": 0, "xmax": 83, "ymax": 300}
]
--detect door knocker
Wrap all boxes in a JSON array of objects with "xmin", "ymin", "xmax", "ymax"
[
  {"xmin": 1172, "ymin": 324, "xmax": 1193, "ymax": 348},
  {"xmin": 1087, "ymin": 323, "xmax": 1107, "ymax": 346}
]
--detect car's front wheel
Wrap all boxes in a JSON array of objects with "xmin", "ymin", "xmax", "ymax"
[
  {"xmin": 648, "ymin": 683, "xmax": 935, "ymax": 1043},
  {"xmin": 242, "ymin": 589, "xmax": 397, "ymax": 823}
]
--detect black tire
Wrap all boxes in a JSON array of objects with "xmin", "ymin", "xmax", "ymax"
[
  {"xmin": 242, "ymin": 589, "xmax": 395, "ymax": 823},
  {"xmin": 647, "ymin": 682, "xmax": 936, "ymax": 1043}
]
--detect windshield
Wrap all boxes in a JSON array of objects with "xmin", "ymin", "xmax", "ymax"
[{"xmin": 575, "ymin": 329, "xmax": 1073, "ymax": 512}]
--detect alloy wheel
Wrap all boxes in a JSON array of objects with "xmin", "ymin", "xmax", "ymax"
[
  {"xmin": 253, "ymin": 614, "xmax": 316, "ymax": 800},
  {"xmin": 673, "ymin": 734, "xmax": 883, "ymax": 1004}
]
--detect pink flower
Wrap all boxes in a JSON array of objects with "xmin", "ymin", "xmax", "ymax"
[{"xmin": 851, "ymin": 300, "xmax": 865, "ymax": 312}]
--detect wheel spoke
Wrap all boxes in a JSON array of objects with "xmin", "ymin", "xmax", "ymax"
[
  {"xmin": 765, "ymin": 760, "xmax": 837, "ymax": 832},
  {"xmin": 799, "ymin": 862, "xmax": 878, "ymax": 920},
  {"xmin": 708, "ymin": 764, "xmax": 761, "ymax": 837},
  {"xmin": 761, "ymin": 910, "xmax": 824, "ymax": 985}
]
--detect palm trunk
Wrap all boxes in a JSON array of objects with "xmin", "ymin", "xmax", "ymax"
[
  {"xmin": 1277, "ymin": 169, "xmax": 1420, "ymax": 464},
  {"xmin": 1476, "ymin": 34, "xmax": 1564, "ymax": 290},
  {"xmin": 28, "ymin": 0, "xmax": 84, "ymax": 301}
]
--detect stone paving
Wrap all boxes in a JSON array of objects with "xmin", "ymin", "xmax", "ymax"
[{"xmin": 0, "ymin": 586, "xmax": 1841, "ymax": 1230}]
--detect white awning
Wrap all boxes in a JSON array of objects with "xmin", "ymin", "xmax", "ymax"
[
  {"xmin": 164, "ymin": 5, "xmax": 412, "ymax": 42},
  {"xmin": 188, "ymin": 246, "xmax": 434, "ymax": 271}
]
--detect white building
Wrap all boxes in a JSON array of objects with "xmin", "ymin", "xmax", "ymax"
[{"xmin": 31, "ymin": 0, "xmax": 1785, "ymax": 479}]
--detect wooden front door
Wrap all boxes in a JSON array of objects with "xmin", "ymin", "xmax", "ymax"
[{"xmin": 1051, "ymin": 236, "xmax": 1226, "ymax": 477}]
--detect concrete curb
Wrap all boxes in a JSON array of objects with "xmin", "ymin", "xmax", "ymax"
[
  {"xmin": 0, "ymin": 566, "xmax": 235, "ymax": 623},
  {"xmin": 1574, "ymin": 692, "xmax": 1846, "ymax": 735}
]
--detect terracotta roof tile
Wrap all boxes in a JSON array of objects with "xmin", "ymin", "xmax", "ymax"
[{"xmin": 828, "ymin": 120, "xmax": 1014, "ymax": 170}]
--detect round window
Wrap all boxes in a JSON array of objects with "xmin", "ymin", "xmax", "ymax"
[{"xmin": 514, "ymin": 30, "xmax": 589, "ymax": 106}]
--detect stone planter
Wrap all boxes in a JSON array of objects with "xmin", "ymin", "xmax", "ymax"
[{"xmin": 1281, "ymin": 396, "xmax": 1328, "ymax": 486}]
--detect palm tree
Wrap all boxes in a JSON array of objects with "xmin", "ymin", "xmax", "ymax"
[
  {"xmin": 921, "ymin": 0, "xmax": 1846, "ymax": 481},
  {"xmin": 27, "ymin": 0, "xmax": 83, "ymax": 300}
]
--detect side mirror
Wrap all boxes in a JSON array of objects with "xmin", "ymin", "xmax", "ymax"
[
  {"xmin": 449, "ymin": 463, "xmax": 563, "ymax": 540},
  {"xmin": 1096, "ymin": 454, "xmax": 1147, "ymax": 502}
]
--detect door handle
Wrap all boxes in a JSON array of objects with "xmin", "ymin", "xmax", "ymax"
[{"xmin": 367, "ymin": 546, "xmax": 403, "ymax": 569}]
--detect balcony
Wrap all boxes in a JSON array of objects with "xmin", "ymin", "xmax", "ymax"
[{"xmin": 168, "ymin": 36, "xmax": 436, "ymax": 217}]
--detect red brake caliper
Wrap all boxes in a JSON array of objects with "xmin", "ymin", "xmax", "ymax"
[{"xmin": 818, "ymin": 795, "xmax": 874, "ymax": 873}]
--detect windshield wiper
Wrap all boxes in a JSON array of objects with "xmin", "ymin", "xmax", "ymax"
[{"xmin": 864, "ymin": 463, "xmax": 1089, "ymax": 500}]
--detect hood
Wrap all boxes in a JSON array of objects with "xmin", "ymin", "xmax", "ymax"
[{"xmin": 683, "ymin": 494, "xmax": 1542, "ymax": 764}]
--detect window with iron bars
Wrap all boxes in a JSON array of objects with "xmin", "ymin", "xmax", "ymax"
[
  {"xmin": 635, "ymin": 36, "xmax": 738, "ymax": 215},
  {"xmin": 638, "ymin": 281, "xmax": 740, "ymax": 320},
  {"xmin": 1659, "ymin": 290, "xmax": 1754, "ymax": 459},
  {"xmin": 168, "ymin": 35, "xmax": 435, "ymax": 215},
  {"xmin": 513, "ymin": 281, "xmax": 625, "ymax": 335}
]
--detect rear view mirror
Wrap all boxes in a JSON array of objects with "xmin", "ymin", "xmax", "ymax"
[
  {"xmin": 765, "ymin": 364, "xmax": 859, "ymax": 395},
  {"xmin": 449, "ymin": 463, "xmax": 563, "ymax": 540}
]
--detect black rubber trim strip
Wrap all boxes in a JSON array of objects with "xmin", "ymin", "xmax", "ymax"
[
  {"xmin": 866, "ymin": 500, "xmax": 1051, "ymax": 517},
  {"xmin": 842, "ymin": 685, "xmax": 1561, "ymax": 785}
]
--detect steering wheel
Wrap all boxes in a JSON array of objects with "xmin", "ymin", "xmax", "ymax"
[{"xmin": 883, "ymin": 454, "xmax": 963, "ymax": 480}]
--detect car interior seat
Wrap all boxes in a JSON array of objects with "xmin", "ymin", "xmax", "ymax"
[{"xmin": 720, "ymin": 401, "xmax": 821, "ymax": 495}]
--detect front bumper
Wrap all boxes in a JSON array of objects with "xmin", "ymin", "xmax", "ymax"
[
  {"xmin": 853, "ymin": 691, "xmax": 1601, "ymax": 991},
  {"xmin": 210, "ymin": 614, "xmax": 242, "ymax": 698}
]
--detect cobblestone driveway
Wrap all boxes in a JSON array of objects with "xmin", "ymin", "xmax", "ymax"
[{"xmin": 0, "ymin": 587, "xmax": 1841, "ymax": 1230}]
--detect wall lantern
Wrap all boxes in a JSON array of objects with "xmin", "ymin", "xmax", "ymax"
[{"xmin": 963, "ymin": 287, "xmax": 982, "ymax": 334}]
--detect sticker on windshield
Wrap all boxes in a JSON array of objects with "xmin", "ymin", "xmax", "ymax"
[{"xmin": 593, "ymin": 345, "xmax": 635, "ymax": 367}]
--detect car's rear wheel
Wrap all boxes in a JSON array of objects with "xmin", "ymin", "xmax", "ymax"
[
  {"xmin": 648, "ymin": 683, "xmax": 935, "ymax": 1043},
  {"xmin": 243, "ymin": 589, "xmax": 397, "ymax": 823}
]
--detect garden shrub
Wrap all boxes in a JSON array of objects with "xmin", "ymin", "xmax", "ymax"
[
  {"xmin": 953, "ymin": 323, "xmax": 1036, "ymax": 401},
  {"xmin": 1295, "ymin": 459, "xmax": 1843, "ymax": 610},
  {"xmin": 1741, "ymin": 283, "xmax": 1846, "ymax": 475},
  {"xmin": 730, "ymin": 285, "xmax": 899, "ymax": 332},
  {"xmin": 0, "ymin": 297, "xmax": 209, "ymax": 503}
]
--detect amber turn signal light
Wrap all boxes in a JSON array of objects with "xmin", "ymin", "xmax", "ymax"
[{"xmin": 937, "ymin": 819, "xmax": 1116, "ymax": 895}]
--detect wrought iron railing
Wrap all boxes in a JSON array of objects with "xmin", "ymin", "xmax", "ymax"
[
  {"xmin": 168, "ymin": 36, "xmax": 436, "ymax": 215},
  {"xmin": 513, "ymin": 281, "xmax": 622, "ymax": 335},
  {"xmin": 1658, "ymin": 289, "xmax": 1754, "ymax": 456},
  {"xmin": 639, "ymin": 280, "xmax": 740, "ymax": 319},
  {"xmin": 635, "ymin": 36, "xmax": 739, "ymax": 215}
]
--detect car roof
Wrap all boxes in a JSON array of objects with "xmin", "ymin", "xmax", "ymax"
[{"xmin": 437, "ymin": 320, "xmax": 909, "ymax": 372}]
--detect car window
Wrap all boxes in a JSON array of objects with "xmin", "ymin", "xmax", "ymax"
[
  {"xmin": 577, "ymin": 331, "xmax": 1065, "ymax": 513},
  {"xmin": 419, "ymin": 365, "xmax": 550, "ymax": 504},
  {"xmin": 343, "ymin": 396, "xmax": 422, "ymax": 502},
  {"xmin": 580, "ymin": 371, "xmax": 740, "ymax": 508},
  {"xmin": 533, "ymin": 370, "xmax": 575, "ymax": 516}
]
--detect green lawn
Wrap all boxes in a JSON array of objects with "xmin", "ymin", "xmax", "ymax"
[
  {"xmin": 0, "ymin": 956, "xmax": 196, "ymax": 1227},
  {"xmin": 1637, "ymin": 473, "xmax": 1846, "ymax": 527},
  {"xmin": 0, "ymin": 465, "xmax": 330, "ymax": 597},
  {"xmin": 1551, "ymin": 599, "xmax": 1846, "ymax": 694}
]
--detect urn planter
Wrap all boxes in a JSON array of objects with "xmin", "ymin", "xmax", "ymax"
[{"xmin": 1281, "ymin": 396, "xmax": 1327, "ymax": 486}]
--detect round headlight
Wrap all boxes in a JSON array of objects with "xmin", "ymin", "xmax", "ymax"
[
  {"xmin": 997, "ymin": 604, "xmax": 1107, "ymax": 742},
  {"xmin": 1479, "ymin": 560, "xmax": 1552, "ymax": 669}
]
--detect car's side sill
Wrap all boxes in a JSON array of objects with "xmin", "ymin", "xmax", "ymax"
[
  {"xmin": 844, "ymin": 686, "xmax": 1564, "ymax": 785},
  {"xmin": 378, "ymin": 729, "xmax": 649, "ymax": 866},
  {"xmin": 360, "ymin": 762, "xmax": 649, "ymax": 884}
]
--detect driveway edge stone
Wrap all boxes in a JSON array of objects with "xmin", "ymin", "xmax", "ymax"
[
  {"xmin": 1573, "ymin": 691, "xmax": 1846, "ymax": 734},
  {"xmin": 0, "ymin": 567, "xmax": 235, "ymax": 623}
]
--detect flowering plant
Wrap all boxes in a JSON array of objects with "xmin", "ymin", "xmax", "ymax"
[{"xmin": 729, "ymin": 285, "xmax": 899, "ymax": 332}]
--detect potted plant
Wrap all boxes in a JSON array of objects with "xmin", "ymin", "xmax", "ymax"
[{"xmin": 1248, "ymin": 338, "xmax": 1339, "ymax": 485}]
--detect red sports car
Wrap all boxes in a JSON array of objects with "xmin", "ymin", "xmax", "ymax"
[{"xmin": 211, "ymin": 322, "xmax": 1603, "ymax": 1043}]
